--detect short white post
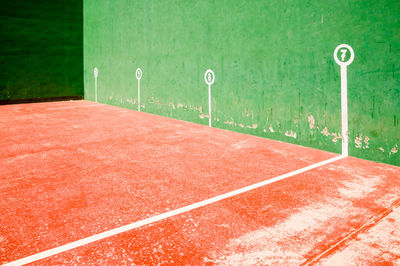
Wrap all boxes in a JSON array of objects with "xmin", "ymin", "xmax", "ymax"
[
  {"xmin": 136, "ymin": 68, "xmax": 142, "ymax": 112},
  {"xmin": 334, "ymin": 44, "xmax": 354, "ymax": 157},
  {"xmin": 204, "ymin": 69, "xmax": 215, "ymax": 127},
  {"xmin": 94, "ymin": 67, "xmax": 98, "ymax": 103}
]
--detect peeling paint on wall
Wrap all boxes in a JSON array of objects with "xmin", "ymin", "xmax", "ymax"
[
  {"xmin": 363, "ymin": 136, "xmax": 370, "ymax": 149},
  {"xmin": 355, "ymin": 134, "xmax": 363, "ymax": 149},
  {"xmin": 331, "ymin": 133, "xmax": 341, "ymax": 143},
  {"xmin": 390, "ymin": 145, "xmax": 398, "ymax": 156},
  {"xmin": 285, "ymin": 130, "xmax": 297, "ymax": 139},
  {"xmin": 224, "ymin": 119, "xmax": 234, "ymax": 125},
  {"xmin": 269, "ymin": 125, "xmax": 275, "ymax": 133},
  {"xmin": 246, "ymin": 124, "xmax": 258, "ymax": 129},
  {"xmin": 354, "ymin": 134, "xmax": 370, "ymax": 150},
  {"xmin": 321, "ymin": 127, "xmax": 330, "ymax": 136},
  {"xmin": 308, "ymin": 115, "xmax": 315, "ymax": 130}
]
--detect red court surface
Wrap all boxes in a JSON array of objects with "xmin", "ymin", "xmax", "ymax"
[{"xmin": 1, "ymin": 100, "xmax": 399, "ymax": 265}]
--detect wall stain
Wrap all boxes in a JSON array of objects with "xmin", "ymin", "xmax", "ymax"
[
  {"xmin": 390, "ymin": 145, "xmax": 398, "ymax": 156},
  {"xmin": 285, "ymin": 130, "xmax": 297, "ymax": 139}
]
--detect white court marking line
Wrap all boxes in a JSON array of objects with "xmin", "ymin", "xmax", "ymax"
[
  {"xmin": 46, "ymin": 105, "xmax": 100, "ymax": 110},
  {"xmin": 4, "ymin": 154, "xmax": 346, "ymax": 266}
]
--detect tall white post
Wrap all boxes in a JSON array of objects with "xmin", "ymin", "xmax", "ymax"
[
  {"xmin": 94, "ymin": 67, "xmax": 98, "ymax": 103},
  {"xmin": 334, "ymin": 44, "xmax": 354, "ymax": 157},
  {"xmin": 136, "ymin": 68, "xmax": 142, "ymax": 112},
  {"xmin": 208, "ymin": 84, "xmax": 212, "ymax": 127},
  {"xmin": 204, "ymin": 69, "xmax": 215, "ymax": 127},
  {"xmin": 341, "ymin": 66, "xmax": 348, "ymax": 156}
]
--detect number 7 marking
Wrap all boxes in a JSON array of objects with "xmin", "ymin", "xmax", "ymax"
[{"xmin": 340, "ymin": 49, "xmax": 347, "ymax": 61}]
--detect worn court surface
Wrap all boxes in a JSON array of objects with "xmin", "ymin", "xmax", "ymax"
[{"xmin": 1, "ymin": 100, "xmax": 399, "ymax": 265}]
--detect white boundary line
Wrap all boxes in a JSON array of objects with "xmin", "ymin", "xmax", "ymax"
[{"xmin": 4, "ymin": 154, "xmax": 346, "ymax": 266}]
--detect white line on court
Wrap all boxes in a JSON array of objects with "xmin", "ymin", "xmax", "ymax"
[
  {"xmin": 46, "ymin": 105, "xmax": 100, "ymax": 110},
  {"xmin": 4, "ymin": 154, "xmax": 346, "ymax": 266}
]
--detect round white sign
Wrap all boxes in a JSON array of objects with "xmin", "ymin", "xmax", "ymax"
[
  {"xmin": 94, "ymin": 67, "xmax": 98, "ymax": 78},
  {"xmin": 136, "ymin": 68, "xmax": 142, "ymax": 80},
  {"xmin": 204, "ymin": 69, "xmax": 215, "ymax": 85},
  {"xmin": 334, "ymin": 44, "xmax": 354, "ymax": 67}
]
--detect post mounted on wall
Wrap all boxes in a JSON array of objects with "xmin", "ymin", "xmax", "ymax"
[
  {"xmin": 136, "ymin": 68, "xmax": 142, "ymax": 112},
  {"xmin": 334, "ymin": 44, "xmax": 354, "ymax": 157},
  {"xmin": 93, "ymin": 67, "xmax": 99, "ymax": 103},
  {"xmin": 204, "ymin": 69, "xmax": 215, "ymax": 127}
]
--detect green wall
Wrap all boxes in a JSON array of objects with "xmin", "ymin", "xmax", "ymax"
[
  {"xmin": 84, "ymin": 0, "xmax": 400, "ymax": 166},
  {"xmin": 0, "ymin": 0, "xmax": 83, "ymax": 101}
]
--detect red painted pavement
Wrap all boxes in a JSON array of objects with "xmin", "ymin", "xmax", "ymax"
[{"xmin": 0, "ymin": 101, "xmax": 399, "ymax": 264}]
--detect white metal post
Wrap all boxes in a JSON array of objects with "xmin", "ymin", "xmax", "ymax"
[
  {"xmin": 136, "ymin": 68, "xmax": 142, "ymax": 112},
  {"xmin": 94, "ymin": 67, "xmax": 98, "ymax": 103},
  {"xmin": 204, "ymin": 69, "xmax": 215, "ymax": 128},
  {"xmin": 208, "ymin": 84, "xmax": 212, "ymax": 127},
  {"xmin": 138, "ymin": 79, "xmax": 141, "ymax": 112},
  {"xmin": 334, "ymin": 44, "xmax": 354, "ymax": 157},
  {"xmin": 341, "ymin": 66, "xmax": 348, "ymax": 156}
]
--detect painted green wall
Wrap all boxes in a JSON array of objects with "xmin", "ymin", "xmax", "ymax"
[
  {"xmin": 84, "ymin": 0, "xmax": 400, "ymax": 166},
  {"xmin": 0, "ymin": 0, "xmax": 83, "ymax": 101}
]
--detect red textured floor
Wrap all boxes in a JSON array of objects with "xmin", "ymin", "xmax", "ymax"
[{"xmin": 1, "ymin": 100, "xmax": 399, "ymax": 265}]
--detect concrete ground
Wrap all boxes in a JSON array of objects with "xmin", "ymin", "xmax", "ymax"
[{"xmin": 1, "ymin": 101, "xmax": 399, "ymax": 265}]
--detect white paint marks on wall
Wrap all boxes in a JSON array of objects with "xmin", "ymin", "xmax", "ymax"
[
  {"xmin": 224, "ymin": 119, "xmax": 234, "ymax": 125},
  {"xmin": 285, "ymin": 130, "xmax": 297, "ymax": 139},
  {"xmin": 390, "ymin": 144, "xmax": 398, "ymax": 155},
  {"xmin": 321, "ymin": 126, "xmax": 330, "ymax": 136},
  {"xmin": 318, "ymin": 125, "xmax": 338, "ymax": 142},
  {"xmin": 246, "ymin": 124, "xmax": 258, "ymax": 129},
  {"xmin": 355, "ymin": 134, "xmax": 370, "ymax": 149},
  {"xmin": 269, "ymin": 125, "xmax": 275, "ymax": 133},
  {"xmin": 308, "ymin": 115, "xmax": 315, "ymax": 129},
  {"xmin": 363, "ymin": 136, "xmax": 370, "ymax": 149},
  {"xmin": 331, "ymin": 133, "xmax": 341, "ymax": 143},
  {"xmin": 355, "ymin": 134, "xmax": 363, "ymax": 149}
]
